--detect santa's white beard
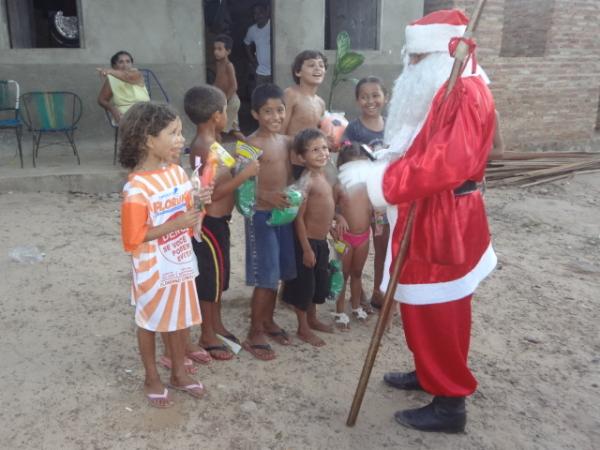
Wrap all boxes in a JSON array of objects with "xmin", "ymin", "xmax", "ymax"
[{"xmin": 381, "ymin": 52, "xmax": 455, "ymax": 160}]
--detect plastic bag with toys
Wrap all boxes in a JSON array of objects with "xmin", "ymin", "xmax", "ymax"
[
  {"xmin": 266, "ymin": 186, "xmax": 303, "ymax": 226},
  {"xmin": 319, "ymin": 111, "xmax": 348, "ymax": 151},
  {"xmin": 234, "ymin": 141, "xmax": 262, "ymax": 218},
  {"xmin": 266, "ymin": 172, "xmax": 310, "ymax": 226}
]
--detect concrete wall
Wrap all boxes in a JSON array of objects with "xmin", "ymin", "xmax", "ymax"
[
  {"xmin": 4, "ymin": 0, "xmax": 596, "ymax": 151},
  {"xmin": 0, "ymin": 0, "xmax": 206, "ymax": 139},
  {"xmin": 273, "ymin": 0, "xmax": 424, "ymax": 120}
]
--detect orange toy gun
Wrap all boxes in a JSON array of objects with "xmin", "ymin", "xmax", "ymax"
[{"xmin": 191, "ymin": 151, "xmax": 218, "ymax": 242}]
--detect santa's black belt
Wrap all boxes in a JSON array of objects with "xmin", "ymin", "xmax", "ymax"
[{"xmin": 453, "ymin": 180, "xmax": 478, "ymax": 196}]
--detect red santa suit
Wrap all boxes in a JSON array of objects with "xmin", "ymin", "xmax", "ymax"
[{"xmin": 365, "ymin": 74, "xmax": 497, "ymax": 397}]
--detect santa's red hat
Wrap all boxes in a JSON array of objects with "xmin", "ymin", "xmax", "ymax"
[{"xmin": 405, "ymin": 9, "xmax": 468, "ymax": 54}]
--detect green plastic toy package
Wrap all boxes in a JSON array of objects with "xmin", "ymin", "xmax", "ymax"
[
  {"xmin": 266, "ymin": 187, "xmax": 303, "ymax": 226},
  {"xmin": 328, "ymin": 259, "xmax": 344, "ymax": 300},
  {"xmin": 235, "ymin": 178, "xmax": 255, "ymax": 218}
]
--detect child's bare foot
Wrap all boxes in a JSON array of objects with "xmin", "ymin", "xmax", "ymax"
[
  {"xmin": 308, "ymin": 318, "xmax": 334, "ymax": 333},
  {"xmin": 370, "ymin": 292, "xmax": 384, "ymax": 310},
  {"xmin": 144, "ymin": 380, "xmax": 173, "ymax": 408},
  {"xmin": 297, "ymin": 329, "xmax": 326, "ymax": 347}
]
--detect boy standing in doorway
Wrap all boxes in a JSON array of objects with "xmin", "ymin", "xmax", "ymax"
[
  {"xmin": 244, "ymin": 1, "xmax": 272, "ymax": 86},
  {"xmin": 213, "ymin": 34, "xmax": 245, "ymax": 141}
]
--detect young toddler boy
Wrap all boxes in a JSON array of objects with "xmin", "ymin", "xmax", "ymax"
[
  {"xmin": 213, "ymin": 34, "xmax": 245, "ymax": 141},
  {"xmin": 243, "ymin": 83, "xmax": 297, "ymax": 361},
  {"xmin": 184, "ymin": 85, "xmax": 259, "ymax": 360},
  {"xmin": 282, "ymin": 128, "xmax": 336, "ymax": 346},
  {"xmin": 281, "ymin": 50, "xmax": 327, "ymax": 179}
]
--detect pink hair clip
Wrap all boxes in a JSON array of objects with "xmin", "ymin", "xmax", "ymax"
[{"xmin": 341, "ymin": 139, "xmax": 352, "ymax": 147}]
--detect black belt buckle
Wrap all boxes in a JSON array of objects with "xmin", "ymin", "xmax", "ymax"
[{"xmin": 454, "ymin": 180, "xmax": 478, "ymax": 196}]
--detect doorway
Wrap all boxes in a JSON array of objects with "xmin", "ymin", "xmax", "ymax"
[{"xmin": 203, "ymin": 0, "xmax": 273, "ymax": 136}]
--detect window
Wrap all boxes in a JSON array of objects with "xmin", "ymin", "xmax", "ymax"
[
  {"xmin": 5, "ymin": 0, "xmax": 81, "ymax": 48},
  {"xmin": 325, "ymin": 0, "xmax": 379, "ymax": 50},
  {"xmin": 500, "ymin": 0, "xmax": 555, "ymax": 57}
]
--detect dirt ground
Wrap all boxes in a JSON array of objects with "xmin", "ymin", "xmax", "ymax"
[{"xmin": 1, "ymin": 171, "xmax": 599, "ymax": 450}]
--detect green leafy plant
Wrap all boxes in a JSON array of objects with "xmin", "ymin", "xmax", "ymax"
[{"xmin": 327, "ymin": 31, "xmax": 365, "ymax": 109}]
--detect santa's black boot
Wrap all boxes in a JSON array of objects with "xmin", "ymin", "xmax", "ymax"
[
  {"xmin": 394, "ymin": 396, "xmax": 466, "ymax": 433},
  {"xmin": 383, "ymin": 370, "xmax": 423, "ymax": 391}
]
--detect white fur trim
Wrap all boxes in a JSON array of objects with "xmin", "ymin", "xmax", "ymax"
[
  {"xmin": 381, "ymin": 243, "xmax": 497, "ymax": 305},
  {"xmin": 405, "ymin": 23, "xmax": 466, "ymax": 54},
  {"xmin": 365, "ymin": 162, "xmax": 389, "ymax": 208}
]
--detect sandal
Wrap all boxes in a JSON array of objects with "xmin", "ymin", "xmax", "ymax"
[
  {"xmin": 220, "ymin": 334, "xmax": 240, "ymax": 345},
  {"xmin": 169, "ymin": 382, "xmax": 205, "ymax": 399},
  {"xmin": 158, "ymin": 355, "xmax": 198, "ymax": 374},
  {"xmin": 146, "ymin": 388, "xmax": 174, "ymax": 409},
  {"xmin": 242, "ymin": 341, "xmax": 276, "ymax": 361},
  {"xmin": 352, "ymin": 307, "xmax": 369, "ymax": 321},
  {"xmin": 331, "ymin": 312, "xmax": 350, "ymax": 330},
  {"xmin": 186, "ymin": 349, "xmax": 212, "ymax": 364},
  {"xmin": 360, "ymin": 299, "xmax": 374, "ymax": 314},
  {"xmin": 266, "ymin": 329, "xmax": 291, "ymax": 346},
  {"xmin": 202, "ymin": 344, "xmax": 233, "ymax": 361}
]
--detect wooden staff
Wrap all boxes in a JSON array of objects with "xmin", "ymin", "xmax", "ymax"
[
  {"xmin": 346, "ymin": 0, "xmax": 488, "ymax": 427},
  {"xmin": 345, "ymin": 202, "xmax": 415, "ymax": 427}
]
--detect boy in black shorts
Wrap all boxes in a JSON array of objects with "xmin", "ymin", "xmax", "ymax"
[
  {"xmin": 184, "ymin": 85, "xmax": 259, "ymax": 360},
  {"xmin": 282, "ymin": 128, "xmax": 340, "ymax": 346}
]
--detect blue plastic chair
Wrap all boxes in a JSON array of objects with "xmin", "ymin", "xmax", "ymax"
[
  {"xmin": 0, "ymin": 80, "xmax": 24, "ymax": 168},
  {"xmin": 20, "ymin": 91, "xmax": 82, "ymax": 167},
  {"xmin": 106, "ymin": 68, "xmax": 170, "ymax": 164}
]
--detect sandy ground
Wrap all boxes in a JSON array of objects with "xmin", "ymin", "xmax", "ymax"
[{"xmin": 1, "ymin": 170, "xmax": 599, "ymax": 450}]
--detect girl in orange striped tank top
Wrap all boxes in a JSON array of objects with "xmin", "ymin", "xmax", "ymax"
[{"xmin": 119, "ymin": 102, "xmax": 211, "ymax": 408}]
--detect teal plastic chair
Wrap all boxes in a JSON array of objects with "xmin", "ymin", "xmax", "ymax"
[
  {"xmin": 20, "ymin": 91, "xmax": 82, "ymax": 167},
  {"xmin": 106, "ymin": 68, "xmax": 170, "ymax": 164},
  {"xmin": 0, "ymin": 80, "xmax": 24, "ymax": 168}
]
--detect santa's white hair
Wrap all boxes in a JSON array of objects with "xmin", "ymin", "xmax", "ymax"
[
  {"xmin": 381, "ymin": 51, "xmax": 453, "ymax": 159},
  {"xmin": 380, "ymin": 51, "xmax": 489, "ymax": 161}
]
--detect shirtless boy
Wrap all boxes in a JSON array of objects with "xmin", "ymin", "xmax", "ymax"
[
  {"xmin": 282, "ymin": 50, "xmax": 327, "ymax": 179},
  {"xmin": 184, "ymin": 85, "xmax": 259, "ymax": 361},
  {"xmin": 213, "ymin": 34, "xmax": 245, "ymax": 142},
  {"xmin": 243, "ymin": 83, "xmax": 297, "ymax": 361},
  {"xmin": 282, "ymin": 128, "xmax": 337, "ymax": 346}
]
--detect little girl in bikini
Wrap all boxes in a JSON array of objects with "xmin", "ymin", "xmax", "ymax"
[{"xmin": 332, "ymin": 141, "xmax": 373, "ymax": 328}]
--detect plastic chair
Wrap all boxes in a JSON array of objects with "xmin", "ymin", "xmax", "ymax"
[
  {"xmin": 0, "ymin": 80, "xmax": 24, "ymax": 168},
  {"xmin": 20, "ymin": 91, "xmax": 82, "ymax": 167},
  {"xmin": 106, "ymin": 68, "xmax": 170, "ymax": 164}
]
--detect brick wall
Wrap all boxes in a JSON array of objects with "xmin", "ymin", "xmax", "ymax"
[{"xmin": 424, "ymin": 0, "xmax": 600, "ymax": 149}]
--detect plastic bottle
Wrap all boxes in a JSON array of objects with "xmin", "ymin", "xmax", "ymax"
[{"xmin": 9, "ymin": 245, "xmax": 45, "ymax": 264}]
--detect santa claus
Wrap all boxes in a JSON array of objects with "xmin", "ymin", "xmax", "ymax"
[{"xmin": 339, "ymin": 9, "xmax": 500, "ymax": 433}]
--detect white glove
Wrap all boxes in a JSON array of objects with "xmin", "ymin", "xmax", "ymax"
[
  {"xmin": 338, "ymin": 160, "xmax": 370, "ymax": 190},
  {"xmin": 338, "ymin": 160, "xmax": 389, "ymax": 208}
]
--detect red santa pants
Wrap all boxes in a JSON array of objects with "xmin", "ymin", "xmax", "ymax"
[{"xmin": 400, "ymin": 295, "xmax": 477, "ymax": 397}]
